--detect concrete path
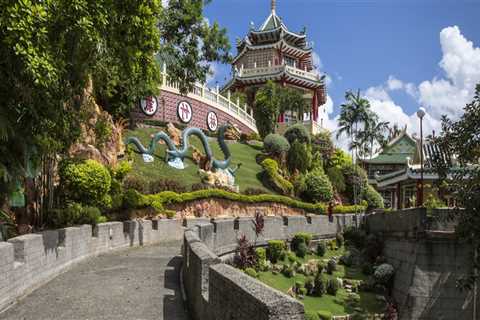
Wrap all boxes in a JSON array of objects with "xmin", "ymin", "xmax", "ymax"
[{"xmin": 0, "ymin": 241, "xmax": 189, "ymax": 320}]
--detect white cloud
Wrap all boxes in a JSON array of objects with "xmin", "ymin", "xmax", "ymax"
[
  {"xmin": 387, "ymin": 75, "xmax": 404, "ymax": 91},
  {"xmin": 365, "ymin": 86, "xmax": 391, "ymax": 101},
  {"xmin": 418, "ymin": 26, "xmax": 480, "ymax": 119}
]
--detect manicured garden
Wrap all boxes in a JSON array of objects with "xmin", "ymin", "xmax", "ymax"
[{"xmin": 235, "ymin": 227, "xmax": 396, "ymax": 320}]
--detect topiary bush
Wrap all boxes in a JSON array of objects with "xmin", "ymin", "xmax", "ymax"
[
  {"xmin": 314, "ymin": 273, "xmax": 326, "ymax": 296},
  {"xmin": 291, "ymin": 232, "xmax": 313, "ymax": 251},
  {"xmin": 317, "ymin": 311, "xmax": 333, "ymax": 320},
  {"xmin": 244, "ymin": 267, "xmax": 258, "ymax": 278},
  {"xmin": 267, "ymin": 240, "xmax": 286, "ymax": 263},
  {"xmin": 59, "ymin": 159, "xmax": 112, "ymax": 208},
  {"xmin": 301, "ymin": 169, "xmax": 334, "ymax": 203},
  {"xmin": 284, "ymin": 123, "xmax": 311, "ymax": 144},
  {"xmin": 326, "ymin": 258, "xmax": 337, "ymax": 274},
  {"xmin": 374, "ymin": 263, "xmax": 395, "ymax": 286},
  {"xmin": 263, "ymin": 133, "xmax": 290, "ymax": 156},
  {"xmin": 326, "ymin": 278, "xmax": 341, "ymax": 295},
  {"xmin": 361, "ymin": 184, "xmax": 384, "ymax": 210},
  {"xmin": 111, "ymin": 161, "xmax": 132, "ymax": 181},
  {"xmin": 305, "ymin": 311, "xmax": 320, "ymax": 320},
  {"xmin": 317, "ymin": 241, "xmax": 327, "ymax": 257},
  {"xmin": 304, "ymin": 276, "xmax": 315, "ymax": 295},
  {"xmin": 47, "ymin": 203, "xmax": 106, "ymax": 228},
  {"xmin": 287, "ymin": 141, "xmax": 312, "ymax": 174},
  {"xmin": 260, "ymin": 158, "xmax": 294, "ymax": 196},
  {"xmin": 296, "ymin": 241, "xmax": 308, "ymax": 258}
]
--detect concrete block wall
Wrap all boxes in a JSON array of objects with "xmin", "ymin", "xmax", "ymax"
[
  {"xmin": 0, "ymin": 218, "xmax": 184, "ymax": 311},
  {"xmin": 182, "ymin": 213, "xmax": 361, "ymax": 320}
]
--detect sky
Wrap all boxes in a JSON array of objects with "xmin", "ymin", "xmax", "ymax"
[{"xmin": 203, "ymin": 0, "xmax": 480, "ymax": 147}]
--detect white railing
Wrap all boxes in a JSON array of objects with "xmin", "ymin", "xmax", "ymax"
[
  {"xmin": 237, "ymin": 64, "xmax": 320, "ymax": 82},
  {"xmin": 160, "ymin": 64, "xmax": 257, "ymax": 132}
]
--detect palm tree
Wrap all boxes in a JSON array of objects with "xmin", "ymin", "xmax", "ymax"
[{"xmin": 362, "ymin": 112, "xmax": 389, "ymax": 159}]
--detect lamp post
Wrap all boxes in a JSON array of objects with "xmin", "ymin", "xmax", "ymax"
[{"xmin": 416, "ymin": 107, "xmax": 426, "ymax": 207}]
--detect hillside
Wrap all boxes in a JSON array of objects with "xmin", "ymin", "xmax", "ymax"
[{"xmin": 124, "ymin": 127, "xmax": 270, "ymax": 193}]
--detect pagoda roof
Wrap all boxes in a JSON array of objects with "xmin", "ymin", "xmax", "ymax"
[
  {"xmin": 232, "ymin": 39, "xmax": 313, "ymax": 65},
  {"xmin": 362, "ymin": 129, "xmax": 416, "ymax": 165}
]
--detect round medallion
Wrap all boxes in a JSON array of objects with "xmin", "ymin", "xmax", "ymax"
[
  {"xmin": 139, "ymin": 96, "xmax": 158, "ymax": 116},
  {"xmin": 177, "ymin": 101, "xmax": 193, "ymax": 123},
  {"xmin": 206, "ymin": 111, "xmax": 218, "ymax": 131}
]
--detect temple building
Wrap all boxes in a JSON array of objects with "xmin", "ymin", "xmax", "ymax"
[{"xmin": 221, "ymin": 0, "xmax": 327, "ymax": 134}]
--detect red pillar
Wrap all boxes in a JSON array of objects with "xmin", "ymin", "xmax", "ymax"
[{"xmin": 312, "ymin": 90, "xmax": 318, "ymax": 121}]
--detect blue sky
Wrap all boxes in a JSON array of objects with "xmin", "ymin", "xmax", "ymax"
[{"xmin": 203, "ymin": 0, "xmax": 480, "ymax": 140}]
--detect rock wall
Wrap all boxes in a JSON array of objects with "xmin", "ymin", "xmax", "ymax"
[
  {"xmin": 0, "ymin": 218, "xmax": 183, "ymax": 312},
  {"xmin": 182, "ymin": 214, "xmax": 361, "ymax": 320},
  {"xmin": 365, "ymin": 208, "xmax": 479, "ymax": 320},
  {"xmin": 169, "ymin": 198, "xmax": 310, "ymax": 218}
]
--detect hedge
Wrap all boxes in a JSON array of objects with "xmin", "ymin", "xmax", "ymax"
[{"xmin": 130, "ymin": 189, "xmax": 366, "ymax": 215}]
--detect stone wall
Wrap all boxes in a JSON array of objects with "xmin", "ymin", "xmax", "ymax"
[
  {"xmin": 182, "ymin": 214, "xmax": 361, "ymax": 320},
  {"xmin": 365, "ymin": 209, "xmax": 479, "ymax": 320},
  {"xmin": 169, "ymin": 198, "xmax": 309, "ymax": 219},
  {"xmin": 0, "ymin": 219, "xmax": 183, "ymax": 312}
]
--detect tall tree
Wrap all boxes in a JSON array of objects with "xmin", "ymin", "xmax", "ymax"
[
  {"xmin": 254, "ymin": 81, "xmax": 280, "ymax": 138},
  {"xmin": 432, "ymin": 84, "xmax": 480, "ymax": 291}
]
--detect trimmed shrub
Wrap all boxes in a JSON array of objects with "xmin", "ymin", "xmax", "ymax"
[
  {"xmin": 333, "ymin": 204, "xmax": 366, "ymax": 214},
  {"xmin": 123, "ymin": 175, "xmax": 149, "ymax": 194},
  {"xmin": 317, "ymin": 241, "xmax": 327, "ymax": 257},
  {"xmin": 296, "ymin": 241, "xmax": 308, "ymax": 258},
  {"xmin": 299, "ymin": 287, "xmax": 307, "ymax": 296},
  {"xmin": 263, "ymin": 133, "xmax": 290, "ymax": 156},
  {"xmin": 284, "ymin": 123, "xmax": 311, "ymax": 144},
  {"xmin": 304, "ymin": 276, "xmax": 315, "ymax": 295},
  {"xmin": 361, "ymin": 184, "xmax": 384, "ymax": 210},
  {"xmin": 317, "ymin": 311, "xmax": 333, "ymax": 320},
  {"xmin": 267, "ymin": 240, "xmax": 286, "ymax": 263},
  {"xmin": 59, "ymin": 159, "xmax": 112, "ymax": 208},
  {"xmin": 291, "ymin": 232, "xmax": 313, "ymax": 251},
  {"xmin": 111, "ymin": 161, "xmax": 132, "ymax": 181},
  {"xmin": 314, "ymin": 273, "xmax": 326, "ymax": 296},
  {"xmin": 123, "ymin": 189, "xmax": 147, "ymax": 209},
  {"xmin": 261, "ymin": 159, "xmax": 294, "ymax": 196},
  {"xmin": 286, "ymin": 251, "xmax": 299, "ymax": 264},
  {"xmin": 47, "ymin": 203, "xmax": 106, "ymax": 228},
  {"xmin": 336, "ymin": 233, "xmax": 344, "ymax": 247},
  {"xmin": 326, "ymin": 258, "xmax": 337, "ymax": 274},
  {"xmin": 374, "ymin": 263, "xmax": 395, "ymax": 285},
  {"xmin": 244, "ymin": 267, "xmax": 258, "ymax": 278},
  {"xmin": 341, "ymin": 164, "xmax": 368, "ymax": 204},
  {"xmin": 256, "ymin": 247, "xmax": 267, "ymax": 262},
  {"xmin": 326, "ymin": 278, "xmax": 341, "ymax": 295},
  {"xmin": 282, "ymin": 265, "xmax": 295, "ymax": 278},
  {"xmin": 339, "ymin": 253, "xmax": 353, "ymax": 267},
  {"xmin": 287, "ymin": 141, "xmax": 312, "ymax": 174},
  {"xmin": 305, "ymin": 312, "xmax": 320, "ymax": 320},
  {"xmin": 243, "ymin": 187, "xmax": 267, "ymax": 195},
  {"xmin": 301, "ymin": 169, "xmax": 334, "ymax": 203}
]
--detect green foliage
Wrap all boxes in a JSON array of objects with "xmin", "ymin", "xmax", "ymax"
[
  {"xmin": 361, "ymin": 184, "xmax": 384, "ymax": 210},
  {"xmin": 301, "ymin": 169, "xmax": 334, "ymax": 203},
  {"xmin": 329, "ymin": 149, "xmax": 352, "ymax": 169},
  {"xmin": 296, "ymin": 242, "xmax": 308, "ymax": 258},
  {"xmin": 123, "ymin": 189, "xmax": 148, "ymax": 209},
  {"xmin": 424, "ymin": 193, "xmax": 446, "ymax": 209},
  {"xmin": 317, "ymin": 311, "xmax": 333, "ymax": 320},
  {"xmin": 326, "ymin": 259, "xmax": 337, "ymax": 274},
  {"xmin": 284, "ymin": 124, "xmax": 311, "ymax": 145},
  {"xmin": 260, "ymin": 159, "xmax": 294, "ymax": 196},
  {"xmin": 341, "ymin": 164, "xmax": 368, "ymax": 204},
  {"xmin": 291, "ymin": 232, "xmax": 313, "ymax": 251},
  {"xmin": 336, "ymin": 233, "xmax": 344, "ymax": 247},
  {"xmin": 94, "ymin": 114, "xmax": 112, "ymax": 148},
  {"xmin": 326, "ymin": 278, "xmax": 341, "ymax": 296},
  {"xmin": 333, "ymin": 204, "xmax": 366, "ymax": 213},
  {"xmin": 47, "ymin": 203, "xmax": 106, "ymax": 228},
  {"xmin": 326, "ymin": 167, "xmax": 346, "ymax": 193},
  {"xmin": 312, "ymin": 131, "xmax": 335, "ymax": 165},
  {"xmin": 0, "ymin": 210, "xmax": 16, "ymax": 240},
  {"xmin": 59, "ymin": 160, "xmax": 112, "ymax": 208},
  {"xmin": 123, "ymin": 175, "xmax": 149, "ymax": 194},
  {"xmin": 256, "ymin": 247, "xmax": 267, "ymax": 262},
  {"xmin": 317, "ymin": 241, "xmax": 327, "ymax": 257},
  {"xmin": 254, "ymin": 81, "xmax": 282, "ymax": 138},
  {"xmin": 263, "ymin": 134, "xmax": 291, "ymax": 156},
  {"xmin": 244, "ymin": 267, "xmax": 258, "ymax": 278},
  {"xmin": 267, "ymin": 240, "xmax": 286, "ymax": 263},
  {"xmin": 314, "ymin": 273, "xmax": 326, "ymax": 296},
  {"xmin": 304, "ymin": 276, "xmax": 315, "ymax": 295},
  {"xmin": 305, "ymin": 311, "xmax": 320, "ymax": 320},
  {"xmin": 112, "ymin": 161, "xmax": 132, "ymax": 182},
  {"xmin": 149, "ymin": 178, "xmax": 188, "ymax": 194},
  {"xmin": 282, "ymin": 265, "xmax": 295, "ymax": 278},
  {"xmin": 287, "ymin": 141, "xmax": 312, "ymax": 174},
  {"xmin": 143, "ymin": 189, "xmax": 326, "ymax": 214},
  {"xmin": 339, "ymin": 253, "xmax": 353, "ymax": 267},
  {"xmin": 373, "ymin": 263, "xmax": 395, "ymax": 285}
]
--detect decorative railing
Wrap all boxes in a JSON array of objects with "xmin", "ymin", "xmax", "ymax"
[
  {"xmin": 160, "ymin": 64, "xmax": 257, "ymax": 131},
  {"xmin": 237, "ymin": 64, "xmax": 321, "ymax": 82}
]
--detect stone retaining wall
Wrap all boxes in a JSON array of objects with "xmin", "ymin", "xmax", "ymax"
[
  {"xmin": 365, "ymin": 209, "xmax": 478, "ymax": 320},
  {"xmin": 182, "ymin": 214, "xmax": 361, "ymax": 320},
  {"xmin": 0, "ymin": 219, "xmax": 183, "ymax": 311}
]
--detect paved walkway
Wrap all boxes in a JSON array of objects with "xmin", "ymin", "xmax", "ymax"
[{"xmin": 0, "ymin": 242, "xmax": 189, "ymax": 320}]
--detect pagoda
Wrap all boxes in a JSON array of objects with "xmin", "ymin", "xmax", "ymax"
[{"xmin": 221, "ymin": 0, "xmax": 327, "ymax": 134}]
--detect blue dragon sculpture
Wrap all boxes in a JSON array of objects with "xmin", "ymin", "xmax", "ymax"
[{"xmin": 126, "ymin": 124, "xmax": 237, "ymax": 173}]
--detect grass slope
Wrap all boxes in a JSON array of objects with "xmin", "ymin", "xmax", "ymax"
[{"xmin": 125, "ymin": 127, "xmax": 269, "ymax": 192}]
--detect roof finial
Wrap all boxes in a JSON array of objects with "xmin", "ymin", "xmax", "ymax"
[{"xmin": 271, "ymin": 0, "xmax": 276, "ymax": 13}]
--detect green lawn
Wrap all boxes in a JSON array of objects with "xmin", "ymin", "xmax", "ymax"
[
  {"xmin": 256, "ymin": 246, "xmax": 384, "ymax": 317},
  {"xmin": 125, "ymin": 127, "xmax": 269, "ymax": 192}
]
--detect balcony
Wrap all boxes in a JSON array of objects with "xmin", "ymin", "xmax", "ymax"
[{"xmin": 236, "ymin": 64, "xmax": 321, "ymax": 82}]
